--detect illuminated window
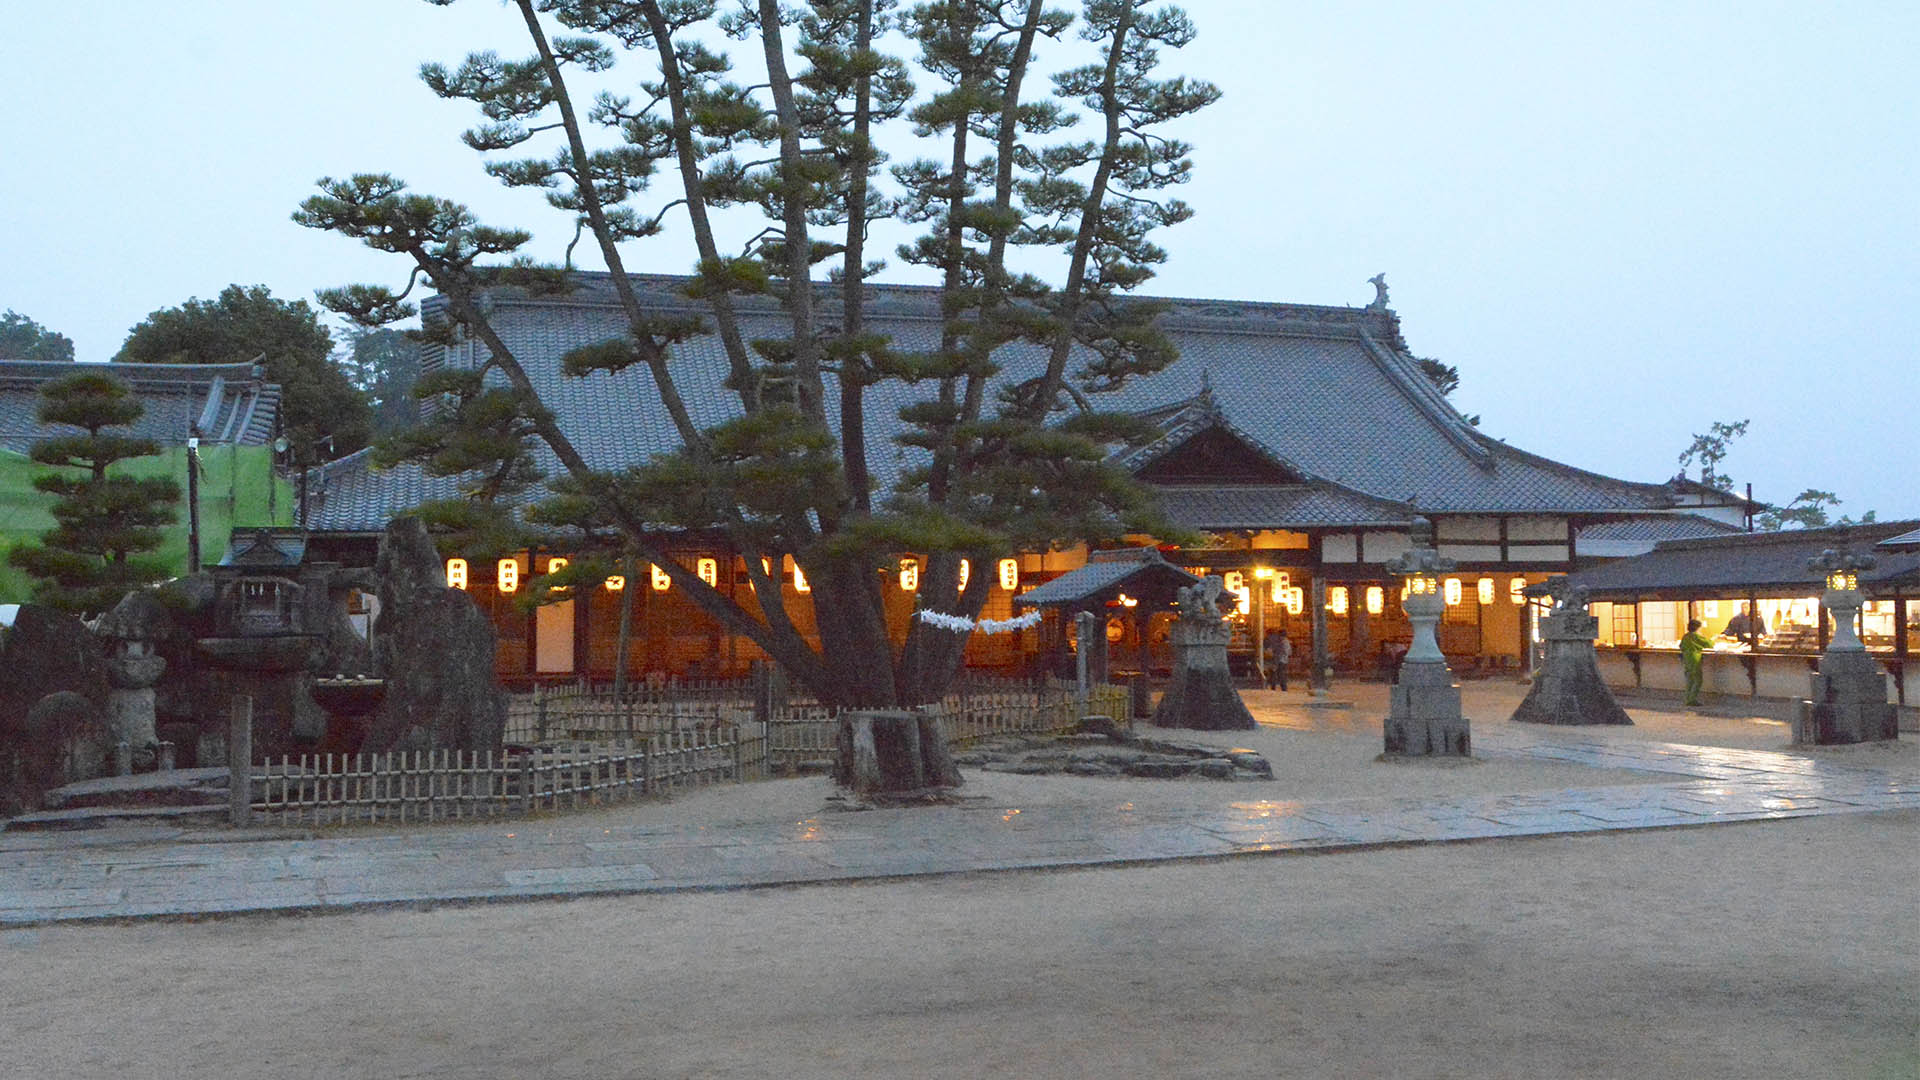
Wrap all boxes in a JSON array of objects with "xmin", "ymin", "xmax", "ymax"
[
  {"xmin": 651, "ymin": 564, "xmax": 671, "ymax": 591},
  {"xmin": 497, "ymin": 558, "xmax": 519, "ymax": 593},
  {"xmin": 696, "ymin": 557, "xmax": 718, "ymax": 587},
  {"xmin": 1328, "ymin": 586, "xmax": 1349, "ymax": 614},
  {"xmin": 1366, "ymin": 585, "xmax": 1385, "ymax": 615},
  {"xmin": 957, "ymin": 559, "xmax": 970, "ymax": 591},
  {"xmin": 445, "ymin": 558, "xmax": 468, "ymax": 590},
  {"xmin": 1477, "ymin": 577, "xmax": 1495, "ymax": 605},
  {"xmin": 1443, "ymin": 578, "xmax": 1463, "ymax": 605},
  {"xmin": 899, "ymin": 557, "xmax": 920, "ymax": 591}
]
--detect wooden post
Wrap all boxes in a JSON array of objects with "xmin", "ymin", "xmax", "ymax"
[
  {"xmin": 1309, "ymin": 577, "xmax": 1331, "ymax": 694},
  {"xmin": 228, "ymin": 696, "xmax": 252, "ymax": 826}
]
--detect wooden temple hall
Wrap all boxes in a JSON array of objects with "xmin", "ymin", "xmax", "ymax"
[{"xmin": 303, "ymin": 274, "xmax": 1753, "ymax": 687}]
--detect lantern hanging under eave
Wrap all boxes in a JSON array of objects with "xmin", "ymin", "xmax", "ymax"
[
  {"xmin": 1476, "ymin": 577, "xmax": 1495, "ymax": 606},
  {"xmin": 445, "ymin": 558, "xmax": 468, "ymax": 591},
  {"xmin": 651, "ymin": 564, "xmax": 671, "ymax": 591},
  {"xmin": 1328, "ymin": 586, "xmax": 1349, "ymax": 614},
  {"xmin": 794, "ymin": 564, "xmax": 810, "ymax": 593},
  {"xmin": 1509, "ymin": 577, "xmax": 1526, "ymax": 605},
  {"xmin": 546, "ymin": 557, "xmax": 570, "ymax": 596},
  {"xmin": 497, "ymin": 558, "xmax": 519, "ymax": 593},
  {"xmin": 1366, "ymin": 585, "xmax": 1385, "ymax": 615},
  {"xmin": 1223, "ymin": 571, "xmax": 1245, "ymax": 595},
  {"xmin": 957, "ymin": 559, "xmax": 970, "ymax": 591},
  {"xmin": 998, "ymin": 557, "xmax": 1018, "ymax": 590},
  {"xmin": 605, "ymin": 574, "xmax": 625, "ymax": 592},
  {"xmin": 1443, "ymin": 577, "xmax": 1463, "ymax": 606},
  {"xmin": 1233, "ymin": 586, "xmax": 1252, "ymax": 616},
  {"xmin": 696, "ymin": 557, "xmax": 718, "ymax": 587},
  {"xmin": 1285, "ymin": 586, "xmax": 1304, "ymax": 615},
  {"xmin": 899, "ymin": 557, "xmax": 920, "ymax": 591}
]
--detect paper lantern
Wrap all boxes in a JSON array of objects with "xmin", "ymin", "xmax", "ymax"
[
  {"xmin": 957, "ymin": 559, "xmax": 970, "ymax": 591},
  {"xmin": 998, "ymin": 558, "xmax": 1018, "ymax": 590},
  {"xmin": 1443, "ymin": 577, "xmax": 1463, "ymax": 606},
  {"xmin": 1477, "ymin": 577, "xmax": 1495, "ymax": 605},
  {"xmin": 496, "ymin": 558, "xmax": 518, "ymax": 593},
  {"xmin": 794, "ymin": 564, "xmax": 810, "ymax": 593},
  {"xmin": 1366, "ymin": 585, "xmax": 1385, "ymax": 615},
  {"xmin": 1328, "ymin": 586, "xmax": 1349, "ymax": 614},
  {"xmin": 445, "ymin": 558, "xmax": 467, "ymax": 590},
  {"xmin": 605, "ymin": 574, "xmax": 624, "ymax": 592},
  {"xmin": 899, "ymin": 557, "xmax": 919, "ymax": 591},
  {"xmin": 696, "ymin": 557, "xmax": 718, "ymax": 587},
  {"xmin": 651, "ymin": 563, "xmax": 671, "ymax": 591},
  {"xmin": 1509, "ymin": 577, "xmax": 1526, "ymax": 605}
]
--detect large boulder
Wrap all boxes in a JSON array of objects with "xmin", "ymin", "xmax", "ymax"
[
  {"xmin": 363, "ymin": 517, "xmax": 506, "ymax": 754},
  {"xmin": 0, "ymin": 605, "xmax": 109, "ymax": 745},
  {"xmin": 11, "ymin": 691, "xmax": 106, "ymax": 811}
]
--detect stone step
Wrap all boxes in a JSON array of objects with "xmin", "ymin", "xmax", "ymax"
[
  {"xmin": 3, "ymin": 804, "xmax": 228, "ymax": 832},
  {"xmin": 42, "ymin": 767, "xmax": 230, "ymax": 810}
]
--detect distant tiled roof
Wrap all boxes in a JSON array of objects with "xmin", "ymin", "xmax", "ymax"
[
  {"xmin": 1878, "ymin": 527, "xmax": 1920, "ymax": 549},
  {"xmin": 308, "ymin": 273, "xmax": 1699, "ymax": 532},
  {"xmin": 1015, "ymin": 547, "xmax": 1200, "ymax": 609},
  {"xmin": 1152, "ymin": 484, "xmax": 1409, "ymax": 530},
  {"xmin": 1563, "ymin": 519, "xmax": 1920, "ymax": 599},
  {"xmin": 0, "ymin": 360, "xmax": 279, "ymax": 453}
]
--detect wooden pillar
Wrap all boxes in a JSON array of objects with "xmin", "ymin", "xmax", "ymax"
[{"xmin": 1309, "ymin": 577, "xmax": 1330, "ymax": 692}]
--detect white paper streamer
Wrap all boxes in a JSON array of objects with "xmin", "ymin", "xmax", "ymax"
[{"xmin": 913, "ymin": 608, "xmax": 1041, "ymax": 634}]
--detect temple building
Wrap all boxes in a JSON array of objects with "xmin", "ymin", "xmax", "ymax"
[{"xmin": 303, "ymin": 274, "xmax": 1749, "ymax": 686}]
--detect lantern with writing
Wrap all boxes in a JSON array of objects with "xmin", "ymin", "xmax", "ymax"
[
  {"xmin": 696, "ymin": 557, "xmax": 718, "ymax": 587},
  {"xmin": 651, "ymin": 563, "xmax": 671, "ymax": 591},
  {"xmin": 445, "ymin": 558, "xmax": 468, "ymax": 591},
  {"xmin": 998, "ymin": 558, "xmax": 1018, "ymax": 590},
  {"xmin": 496, "ymin": 558, "xmax": 519, "ymax": 593}
]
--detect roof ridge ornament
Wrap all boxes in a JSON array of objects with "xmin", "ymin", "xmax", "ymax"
[{"xmin": 1366, "ymin": 273, "xmax": 1390, "ymax": 311}]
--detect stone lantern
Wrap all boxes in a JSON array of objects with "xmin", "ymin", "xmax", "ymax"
[
  {"xmin": 1796, "ymin": 532, "xmax": 1897, "ymax": 744},
  {"xmin": 1382, "ymin": 517, "xmax": 1469, "ymax": 756}
]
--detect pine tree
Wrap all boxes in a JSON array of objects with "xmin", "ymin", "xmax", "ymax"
[
  {"xmin": 296, "ymin": 0, "xmax": 1218, "ymax": 769},
  {"xmin": 7, "ymin": 371, "xmax": 181, "ymax": 615},
  {"xmin": 0, "ymin": 310, "xmax": 77, "ymax": 362}
]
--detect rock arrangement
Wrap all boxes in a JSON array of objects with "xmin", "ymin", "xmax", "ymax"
[
  {"xmin": 1511, "ymin": 584, "xmax": 1631, "ymax": 727},
  {"xmin": 952, "ymin": 720, "xmax": 1273, "ymax": 781},
  {"xmin": 1151, "ymin": 577, "xmax": 1257, "ymax": 731}
]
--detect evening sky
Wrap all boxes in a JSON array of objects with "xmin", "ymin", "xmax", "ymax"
[{"xmin": 2, "ymin": 1, "xmax": 1913, "ymax": 518}]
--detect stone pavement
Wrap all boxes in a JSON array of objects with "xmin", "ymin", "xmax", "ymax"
[{"xmin": 2, "ymin": 697, "xmax": 1915, "ymax": 926}]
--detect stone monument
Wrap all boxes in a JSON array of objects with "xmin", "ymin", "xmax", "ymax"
[
  {"xmin": 1510, "ymin": 577, "xmax": 1632, "ymax": 726},
  {"xmin": 365, "ymin": 517, "xmax": 508, "ymax": 754},
  {"xmin": 1382, "ymin": 517, "xmax": 1470, "ymax": 756},
  {"xmin": 1152, "ymin": 576, "xmax": 1256, "ymax": 730},
  {"xmin": 95, "ymin": 591, "xmax": 173, "ymax": 768},
  {"xmin": 1795, "ymin": 536, "xmax": 1898, "ymax": 744}
]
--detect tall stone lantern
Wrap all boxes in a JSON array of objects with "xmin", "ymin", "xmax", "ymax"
[
  {"xmin": 1795, "ymin": 534, "xmax": 1897, "ymax": 744},
  {"xmin": 1382, "ymin": 516, "xmax": 1470, "ymax": 756}
]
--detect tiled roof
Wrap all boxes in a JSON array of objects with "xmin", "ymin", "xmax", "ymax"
[
  {"xmin": 0, "ymin": 360, "xmax": 279, "ymax": 453},
  {"xmin": 1152, "ymin": 484, "xmax": 1409, "ymax": 530},
  {"xmin": 1563, "ymin": 519, "xmax": 1920, "ymax": 599},
  {"xmin": 309, "ymin": 273, "xmax": 1699, "ymax": 532},
  {"xmin": 1014, "ymin": 547, "xmax": 1200, "ymax": 608},
  {"xmin": 1575, "ymin": 514, "xmax": 1743, "ymax": 542},
  {"xmin": 1878, "ymin": 527, "xmax": 1920, "ymax": 549}
]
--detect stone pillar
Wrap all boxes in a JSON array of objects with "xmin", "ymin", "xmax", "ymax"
[
  {"xmin": 1152, "ymin": 578, "xmax": 1256, "ymax": 730},
  {"xmin": 1309, "ymin": 577, "xmax": 1331, "ymax": 695},
  {"xmin": 228, "ymin": 695, "xmax": 253, "ymax": 826},
  {"xmin": 1511, "ymin": 590, "xmax": 1632, "ymax": 726},
  {"xmin": 104, "ymin": 645, "xmax": 167, "ymax": 763},
  {"xmin": 1383, "ymin": 518, "xmax": 1470, "ymax": 757},
  {"xmin": 1795, "ymin": 546, "xmax": 1897, "ymax": 744}
]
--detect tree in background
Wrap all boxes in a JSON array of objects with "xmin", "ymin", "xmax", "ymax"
[
  {"xmin": 115, "ymin": 284, "xmax": 373, "ymax": 462},
  {"xmin": 1753, "ymin": 489, "xmax": 1876, "ymax": 531},
  {"xmin": 7, "ymin": 371, "xmax": 180, "ymax": 615},
  {"xmin": 0, "ymin": 310, "xmax": 76, "ymax": 362},
  {"xmin": 298, "ymin": 0, "xmax": 1216, "ymax": 733},
  {"xmin": 339, "ymin": 326, "xmax": 422, "ymax": 436},
  {"xmin": 1677, "ymin": 418, "xmax": 1749, "ymax": 491}
]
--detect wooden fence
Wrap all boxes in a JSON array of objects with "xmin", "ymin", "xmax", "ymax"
[
  {"xmin": 248, "ymin": 725, "xmax": 759, "ymax": 826},
  {"xmin": 246, "ymin": 679, "xmax": 1124, "ymax": 825}
]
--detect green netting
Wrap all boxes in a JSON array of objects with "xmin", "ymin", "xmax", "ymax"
[{"xmin": 0, "ymin": 445, "xmax": 295, "ymax": 604}]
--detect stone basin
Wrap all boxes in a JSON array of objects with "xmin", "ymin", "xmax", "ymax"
[{"xmin": 193, "ymin": 635, "xmax": 321, "ymax": 672}]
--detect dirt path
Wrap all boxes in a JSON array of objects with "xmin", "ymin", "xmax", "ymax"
[{"xmin": 4, "ymin": 809, "xmax": 1914, "ymax": 1080}]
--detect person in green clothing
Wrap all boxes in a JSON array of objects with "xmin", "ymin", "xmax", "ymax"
[{"xmin": 1679, "ymin": 618, "xmax": 1714, "ymax": 706}]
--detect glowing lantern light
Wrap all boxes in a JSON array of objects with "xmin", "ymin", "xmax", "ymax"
[
  {"xmin": 1477, "ymin": 577, "xmax": 1495, "ymax": 606},
  {"xmin": 794, "ymin": 564, "xmax": 810, "ymax": 593},
  {"xmin": 1253, "ymin": 567, "xmax": 1274, "ymax": 580},
  {"xmin": 1223, "ymin": 571, "xmax": 1245, "ymax": 595},
  {"xmin": 696, "ymin": 558, "xmax": 718, "ymax": 587},
  {"xmin": 1366, "ymin": 585, "xmax": 1385, "ymax": 615},
  {"xmin": 1115, "ymin": 592, "xmax": 1139, "ymax": 608},
  {"xmin": 446, "ymin": 558, "xmax": 468, "ymax": 591},
  {"xmin": 651, "ymin": 564, "xmax": 671, "ymax": 591},
  {"xmin": 900, "ymin": 557, "xmax": 920, "ymax": 591},
  {"xmin": 1443, "ymin": 577, "xmax": 1463, "ymax": 606},
  {"xmin": 1328, "ymin": 586, "xmax": 1349, "ymax": 614},
  {"xmin": 546, "ymin": 557, "xmax": 570, "ymax": 596},
  {"xmin": 998, "ymin": 558, "xmax": 1019, "ymax": 590},
  {"xmin": 497, "ymin": 558, "xmax": 519, "ymax": 594},
  {"xmin": 957, "ymin": 559, "xmax": 970, "ymax": 591},
  {"xmin": 1509, "ymin": 577, "xmax": 1527, "ymax": 605},
  {"xmin": 605, "ymin": 574, "xmax": 625, "ymax": 592},
  {"xmin": 1285, "ymin": 586, "xmax": 1305, "ymax": 615},
  {"xmin": 1233, "ymin": 586, "xmax": 1252, "ymax": 616}
]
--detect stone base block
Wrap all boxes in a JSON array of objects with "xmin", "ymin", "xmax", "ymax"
[
  {"xmin": 1383, "ymin": 712, "xmax": 1472, "ymax": 757},
  {"xmin": 1152, "ymin": 668, "xmax": 1256, "ymax": 731},
  {"xmin": 1794, "ymin": 700, "xmax": 1899, "ymax": 745},
  {"xmin": 1385, "ymin": 665, "xmax": 1470, "ymax": 757}
]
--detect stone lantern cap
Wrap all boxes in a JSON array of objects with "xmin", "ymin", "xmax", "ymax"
[
  {"xmin": 1384, "ymin": 515, "xmax": 1457, "ymax": 576},
  {"xmin": 1806, "ymin": 528, "xmax": 1877, "ymax": 580},
  {"xmin": 94, "ymin": 590, "xmax": 173, "ymax": 642}
]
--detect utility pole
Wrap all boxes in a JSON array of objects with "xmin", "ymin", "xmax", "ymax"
[{"xmin": 185, "ymin": 425, "xmax": 203, "ymax": 573}]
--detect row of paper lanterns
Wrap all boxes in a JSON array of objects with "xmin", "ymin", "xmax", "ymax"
[
  {"xmin": 444, "ymin": 555, "xmax": 1020, "ymax": 595},
  {"xmin": 1219, "ymin": 572, "xmax": 1533, "ymax": 616}
]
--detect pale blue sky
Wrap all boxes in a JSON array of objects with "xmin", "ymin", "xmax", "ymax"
[{"xmin": 2, "ymin": 1, "xmax": 1913, "ymax": 518}]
